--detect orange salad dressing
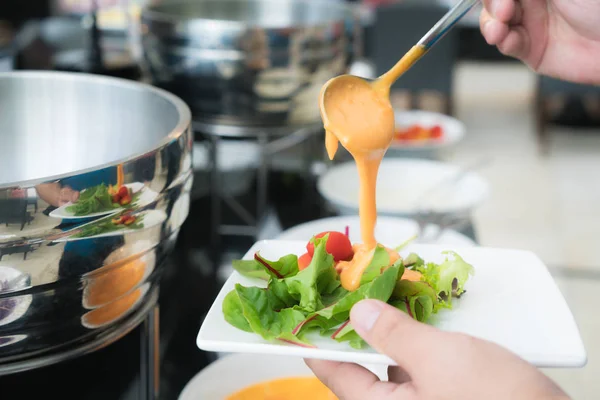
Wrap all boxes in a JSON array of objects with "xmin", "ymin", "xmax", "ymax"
[{"xmin": 319, "ymin": 45, "xmax": 426, "ymax": 291}]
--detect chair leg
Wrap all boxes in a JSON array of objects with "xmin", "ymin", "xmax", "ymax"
[
  {"xmin": 409, "ymin": 92, "xmax": 419, "ymax": 110},
  {"xmin": 445, "ymin": 95, "xmax": 454, "ymax": 116}
]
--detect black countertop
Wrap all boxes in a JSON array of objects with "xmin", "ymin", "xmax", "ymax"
[{"xmin": 157, "ymin": 170, "xmax": 335, "ymax": 399}]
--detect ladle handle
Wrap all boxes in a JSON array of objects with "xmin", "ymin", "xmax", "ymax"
[
  {"xmin": 374, "ymin": 0, "xmax": 480, "ymax": 92},
  {"xmin": 418, "ymin": 0, "xmax": 480, "ymax": 50}
]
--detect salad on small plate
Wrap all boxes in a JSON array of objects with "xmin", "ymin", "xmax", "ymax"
[
  {"xmin": 219, "ymin": 231, "xmax": 472, "ymax": 350},
  {"xmin": 198, "ymin": 232, "xmax": 586, "ymax": 368},
  {"xmin": 51, "ymin": 209, "xmax": 167, "ymax": 242},
  {"xmin": 49, "ymin": 182, "xmax": 157, "ymax": 219}
]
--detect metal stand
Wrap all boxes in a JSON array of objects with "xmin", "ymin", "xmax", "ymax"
[
  {"xmin": 193, "ymin": 121, "xmax": 323, "ymax": 265},
  {"xmin": 139, "ymin": 306, "xmax": 159, "ymax": 400}
]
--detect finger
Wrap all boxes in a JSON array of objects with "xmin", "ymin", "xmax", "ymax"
[
  {"xmin": 481, "ymin": 0, "xmax": 515, "ymax": 22},
  {"xmin": 509, "ymin": 1, "xmax": 523, "ymax": 25},
  {"xmin": 496, "ymin": 26, "xmax": 529, "ymax": 59},
  {"xmin": 305, "ymin": 359, "xmax": 401, "ymax": 400},
  {"xmin": 58, "ymin": 188, "xmax": 71, "ymax": 204},
  {"xmin": 350, "ymin": 300, "xmax": 441, "ymax": 375},
  {"xmin": 387, "ymin": 365, "xmax": 412, "ymax": 384},
  {"xmin": 480, "ymin": 9, "xmax": 510, "ymax": 45}
]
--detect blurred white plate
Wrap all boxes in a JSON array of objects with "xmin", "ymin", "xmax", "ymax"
[
  {"xmin": 390, "ymin": 110, "xmax": 465, "ymax": 151},
  {"xmin": 317, "ymin": 159, "xmax": 489, "ymax": 217},
  {"xmin": 49, "ymin": 182, "xmax": 157, "ymax": 220},
  {"xmin": 276, "ymin": 216, "xmax": 476, "ymax": 248},
  {"xmin": 197, "ymin": 240, "xmax": 586, "ymax": 368},
  {"xmin": 179, "ymin": 353, "xmax": 386, "ymax": 400}
]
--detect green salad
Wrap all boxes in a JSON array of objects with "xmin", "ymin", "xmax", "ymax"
[
  {"xmin": 65, "ymin": 183, "xmax": 141, "ymax": 216},
  {"xmin": 72, "ymin": 213, "xmax": 145, "ymax": 239},
  {"xmin": 222, "ymin": 234, "xmax": 475, "ymax": 349}
]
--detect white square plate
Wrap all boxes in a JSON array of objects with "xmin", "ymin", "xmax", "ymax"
[{"xmin": 197, "ymin": 240, "xmax": 586, "ymax": 368}]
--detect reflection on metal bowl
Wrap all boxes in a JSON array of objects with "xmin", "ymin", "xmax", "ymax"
[
  {"xmin": 0, "ymin": 267, "xmax": 32, "ymax": 328},
  {"xmin": 0, "ymin": 71, "xmax": 192, "ymax": 375},
  {"xmin": 0, "ymin": 335, "xmax": 27, "ymax": 349},
  {"xmin": 141, "ymin": 0, "xmax": 361, "ymax": 127},
  {"xmin": 81, "ymin": 240, "xmax": 156, "ymax": 310},
  {"xmin": 81, "ymin": 283, "xmax": 150, "ymax": 329}
]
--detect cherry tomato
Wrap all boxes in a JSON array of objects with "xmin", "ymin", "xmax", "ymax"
[
  {"xmin": 118, "ymin": 186, "xmax": 129, "ymax": 197},
  {"xmin": 306, "ymin": 231, "xmax": 353, "ymax": 262},
  {"xmin": 298, "ymin": 253, "xmax": 312, "ymax": 271},
  {"xmin": 430, "ymin": 125, "xmax": 443, "ymax": 139}
]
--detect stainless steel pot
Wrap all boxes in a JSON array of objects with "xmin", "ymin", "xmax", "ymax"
[
  {"xmin": 140, "ymin": 0, "xmax": 361, "ymax": 128},
  {"xmin": 0, "ymin": 71, "xmax": 192, "ymax": 374}
]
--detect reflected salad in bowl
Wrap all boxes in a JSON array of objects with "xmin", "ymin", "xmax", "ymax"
[{"xmin": 65, "ymin": 183, "xmax": 142, "ymax": 216}]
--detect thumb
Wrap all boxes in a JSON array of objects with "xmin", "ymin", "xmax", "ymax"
[{"xmin": 350, "ymin": 299, "xmax": 442, "ymax": 374}]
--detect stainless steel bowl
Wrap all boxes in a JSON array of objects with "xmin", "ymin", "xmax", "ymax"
[
  {"xmin": 0, "ymin": 71, "xmax": 192, "ymax": 374},
  {"xmin": 140, "ymin": 0, "xmax": 361, "ymax": 128}
]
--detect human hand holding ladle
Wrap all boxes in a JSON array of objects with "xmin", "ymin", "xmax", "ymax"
[{"xmin": 318, "ymin": 0, "xmax": 480, "ymax": 248}]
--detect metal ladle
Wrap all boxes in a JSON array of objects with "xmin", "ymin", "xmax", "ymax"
[{"xmin": 320, "ymin": 0, "xmax": 480, "ymax": 116}]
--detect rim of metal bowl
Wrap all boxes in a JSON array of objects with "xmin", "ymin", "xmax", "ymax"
[
  {"xmin": 0, "ymin": 70, "xmax": 192, "ymax": 190},
  {"xmin": 141, "ymin": 0, "xmax": 357, "ymax": 28}
]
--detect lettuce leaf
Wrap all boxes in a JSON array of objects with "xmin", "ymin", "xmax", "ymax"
[
  {"xmin": 314, "ymin": 264, "xmax": 401, "ymax": 321},
  {"xmin": 417, "ymin": 251, "xmax": 474, "ymax": 305},
  {"xmin": 321, "ymin": 286, "xmax": 349, "ymax": 307},
  {"xmin": 232, "ymin": 284, "xmax": 307, "ymax": 340},
  {"xmin": 293, "ymin": 265, "xmax": 400, "ymax": 338},
  {"xmin": 222, "ymin": 290, "xmax": 254, "ymax": 333},
  {"xmin": 294, "ymin": 314, "xmax": 347, "ymax": 338},
  {"xmin": 390, "ymin": 296, "xmax": 434, "ymax": 322},
  {"xmin": 254, "ymin": 253, "xmax": 299, "ymax": 279},
  {"xmin": 391, "ymin": 280, "xmax": 438, "ymax": 322},
  {"xmin": 277, "ymin": 332, "xmax": 317, "ymax": 348},
  {"xmin": 267, "ymin": 279, "xmax": 299, "ymax": 310},
  {"xmin": 232, "ymin": 252, "xmax": 299, "ymax": 281},
  {"xmin": 393, "ymin": 279, "xmax": 438, "ymax": 302},
  {"xmin": 359, "ymin": 245, "xmax": 391, "ymax": 285},
  {"xmin": 330, "ymin": 322, "xmax": 367, "ymax": 349},
  {"xmin": 283, "ymin": 237, "xmax": 339, "ymax": 313},
  {"xmin": 403, "ymin": 252, "xmax": 424, "ymax": 268},
  {"xmin": 232, "ymin": 259, "xmax": 270, "ymax": 281}
]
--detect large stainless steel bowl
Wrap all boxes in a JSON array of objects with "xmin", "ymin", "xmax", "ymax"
[
  {"xmin": 140, "ymin": 0, "xmax": 361, "ymax": 128},
  {"xmin": 0, "ymin": 71, "xmax": 192, "ymax": 374}
]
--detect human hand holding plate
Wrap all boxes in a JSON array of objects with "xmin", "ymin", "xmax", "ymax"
[{"xmin": 306, "ymin": 299, "xmax": 570, "ymax": 400}]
